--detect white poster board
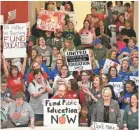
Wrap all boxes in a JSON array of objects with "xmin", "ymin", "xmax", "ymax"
[
  {"xmin": 44, "ymin": 99, "xmax": 79, "ymax": 127},
  {"xmin": 8, "ymin": 9, "xmax": 16, "ymax": 21},
  {"xmin": 3, "ymin": 24, "xmax": 26, "ymax": 58},
  {"xmin": 65, "ymin": 11, "xmax": 76, "ymax": 25},
  {"xmin": 102, "ymin": 59, "xmax": 121, "ymax": 74},
  {"xmin": 130, "ymin": 76, "xmax": 139, "ymax": 86},
  {"xmin": 81, "ymin": 32, "xmax": 93, "ymax": 44},
  {"xmin": 108, "ymin": 25, "xmax": 116, "ymax": 43},
  {"xmin": 65, "ymin": 50, "xmax": 92, "ymax": 71},
  {"xmin": 0, "ymin": 15, "xmax": 4, "ymax": 24},
  {"xmin": 109, "ymin": 82, "xmax": 123, "ymax": 98},
  {"xmin": 91, "ymin": 122, "xmax": 117, "ymax": 130}
]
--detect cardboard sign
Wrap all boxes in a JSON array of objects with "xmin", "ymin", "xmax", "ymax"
[
  {"xmin": 3, "ymin": 24, "xmax": 26, "ymax": 58},
  {"xmin": 91, "ymin": 1, "xmax": 106, "ymax": 13},
  {"xmin": 102, "ymin": 59, "xmax": 121, "ymax": 74},
  {"xmin": 65, "ymin": 11, "xmax": 76, "ymax": 25},
  {"xmin": 65, "ymin": 50, "xmax": 92, "ymax": 71},
  {"xmin": 37, "ymin": 8, "xmax": 65, "ymax": 31},
  {"xmin": 8, "ymin": 9, "xmax": 16, "ymax": 21},
  {"xmin": 108, "ymin": 25, "xmax": 116, "ymax": 43},
  {"xmin": 81, "ymin": 32, "xmax": 93, "ymax": 44},
  {"xmin": 91, "ymin": 122, "xmax": 117, "ymax": 130},
  {"xmin": 0, "ymin": 15, "xmax": 4, "ymax": 24},
  {"xmin": 130, "ymin": 76, "xmax": 139, "ymax": 86},
  {"xmin": 109, "ymin": 82, "xmax": 123, "ymax": 98},
  {"xmin": 44, "ymin": 99, "xmax": 79, "ymax": 127}
]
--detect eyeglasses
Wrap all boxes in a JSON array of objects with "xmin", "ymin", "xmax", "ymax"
[
  {"xmin": 61, "ymin": 68, "xmax": 68, "ymax": 70},
  {"xmin": 110, "ymin": 70, "xmax": 116, "ymax": 71},
  {"xmin": 82, "ymin": 75, "xmax": 88, "ymax": 76}
]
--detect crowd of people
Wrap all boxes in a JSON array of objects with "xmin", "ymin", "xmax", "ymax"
[{"xmin": 0, "ymin": 1, "xmax": 138, "ymax": 130}]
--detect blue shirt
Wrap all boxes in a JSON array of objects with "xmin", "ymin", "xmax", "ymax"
[
  {"xmin": 119, "ymin": 46, "xmax": 138, "ymax": 55},
  {"xmin": 119, "ymin": 71, "xmax": 133, "ymax": 84},
  {"xmin": 110, "ymin": 76, "xmax": 123, "ymax": 82},
  {"xmin": 49, "ymin": 68, "xmax": 60, "ymax": 81}
]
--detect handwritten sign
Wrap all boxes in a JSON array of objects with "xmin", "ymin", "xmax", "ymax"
[
  {"xmin": 37, "ymin": 8, "xmax": 65, "ymax": 31},
  {"xmin": 65, "ymin": 50, "xmax": 92, "ymax": 71},
  {"xmin": 130, "ymin": 76, "xmax": 139, "ymax": 86},
  {"xmin": 109, "ymin": 25, "xmax": 116, "ymax": 43},
  {"xmin": 109, "ymin": 82, "xmax": 123, "ymax": 98},
  {"xmin": 44, "ymin": 99, "xmax": 79, "ymax": 127},
  {"xmin": 0, "ymin": 15, "xmax": 4, "ymax": 24},
  {"xmin": 102, "ymin": 59, "xmax": 121, "ymax": 74},
  {"xmin": 91, "ymin": 122, "xmax": 117, "ymax": 130},
  {"xmin": 8, "ymin": 9, "xmax": 16, "ymax": 21},
  {"xmin": 65, "ymin": 11, "xmax": 76, "ymax": 25},
  {"xmin": 3, "ymin": 24, "xmax": 26, "ymax": 58},
  {"xmin": 81, "ymin": 32, "xmax": 93, "ymax": 44}
]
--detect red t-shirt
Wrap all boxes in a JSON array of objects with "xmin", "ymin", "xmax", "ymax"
[
  {"xmin": 27, "ymin": 72, "xmax": 48, "ymax": 84},
  {"xmin": 51, "ymin": 94, "xmax": 72, "ymax": 99},
  {"xmin": 7, "ymin": 72, "xmax": 24, "ymax": 95},
  {"xmin": 66, "ymin": 90, "xmax": 86, "ymax": 105}
]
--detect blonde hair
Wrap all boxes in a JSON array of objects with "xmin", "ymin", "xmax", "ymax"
[
  {"xmin": 63, "ymin": 40, "xmax": 75, "ymax": 51},
  {"xmin": 130, "ymin": 49, "xmax": 138, "ymax": 59},
  {"xmin": 102, "ymin": 87, "xmax": 112, "ymax": 98},
  {"xmin": 106, "ymin": 49, "xmax": 117, "ymax": 59},
  {"xmin": 66, "ymin": 21, "xmax": 77, "ymax": 33}
]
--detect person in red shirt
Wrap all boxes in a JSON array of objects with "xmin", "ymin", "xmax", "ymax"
[
  {"xmin": 66, "ymin": 79, "xmax": 86, "ymax": 105},
  {"xmin": 2, "ymin": 56, "xmax": 27, "ymax": 95},
  {"xmin": 27, "ymin": 61, "xmax": 48, "ymax": 85},
  {"xmin": 52, "ymin": 84, "xmax": 70, "ymax": 99}
]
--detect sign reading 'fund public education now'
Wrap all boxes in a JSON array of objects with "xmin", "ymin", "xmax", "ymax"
[
  {"xmin": 3, "ymin": 24, "xmax": 27, "ymax": 58},
  {"xmin": 44, "ymin": 99, "xmax": 79, "ymax": 127},
  {"xmin": 65, "ymin": 50, "xmax": 92, "ymax": 71}
]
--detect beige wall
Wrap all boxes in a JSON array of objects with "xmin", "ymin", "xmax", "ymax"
[{"xmin": 134, "ymin": 1, "xmax": 138, "ymax": 41}]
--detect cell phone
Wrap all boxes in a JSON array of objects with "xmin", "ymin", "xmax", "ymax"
[{"xmin": 120, "ymin": 91, "xmax": 124, "ymax": 97}]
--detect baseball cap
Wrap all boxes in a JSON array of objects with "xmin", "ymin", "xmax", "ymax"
[{"xmin": 92, "ymin": 38, "xmax": 102, "ymax": 45}]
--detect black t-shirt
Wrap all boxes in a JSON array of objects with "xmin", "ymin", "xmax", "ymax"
[
  {"xmin": 104, "ymin": 105, "xmax": 109, "ymax": 123},
  {"xmin": 1, "ymin": 88, "xmax": 13, "ymax": 101}
]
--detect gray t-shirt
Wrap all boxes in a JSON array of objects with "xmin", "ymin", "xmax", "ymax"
[
  {"xmin": 28, "ymin": 80, "xmax": 52, "ymax": 114},
  {"xmin": 8, "ymin": 101, "xmax": 34, "ymax": 125},
  {"xmin": 34, "ymin": 45, "xmax": 52, "ymax": 66}
]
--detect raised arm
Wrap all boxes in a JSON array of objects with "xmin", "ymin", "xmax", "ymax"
[
  {"xmin": 21, "ymin": 55, "xmax": 28, "ymax": 75},
  {"xmin": 2, "ymin": 56, "xmax": 9, "ymax": 77}
]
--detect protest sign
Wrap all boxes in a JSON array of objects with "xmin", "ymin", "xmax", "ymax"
[
  {"xmin": 91, "ymin": 1, "xmax": 106, "ymax": 13},
  {"xmin": 44, "ymin": 99, "xmax": 79, "ymax": 127},
  {"xmin": 65, "ymin": 11, "xmax": 76, "ymax": 25},
  {"xmin": 37, "ymin": 8, "xmax": 65, "ymax": 31},
  {"xmin": 108, "ymin": 25, "xmax": 116, "ymax": 43},
  {"xmin": 81, "ymin": 32, "xmax": 93, "ymax": 44},
  {"xmin": 102, "ymin": 59, "xmax": 121, "ymax": 74},
  {"xmin": 91, "ymin": 122, "xmax": 117, "ymax": 130},
  {"xmin": 65, "ymin": 50, "xmax": 92, "ymax": 71},
  {"xmin": 3, "ymin": 24, "xmax": 26, "ymax": 58},
  {"xmin": 109, "ymin": 82, "xmax": 123, "ymax": 98},
  {"xmin": 8, "ymin": 9, "xmax": 16, "ymax": 21},
  {"xmin": 0, "ymin": 15, "xmax": 4, "ymax": 24},
  {"xmin": 130, "ymin": 76, "xmax": 139, "ymax": 86}
]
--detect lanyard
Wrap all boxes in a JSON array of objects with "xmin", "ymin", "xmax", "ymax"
[{"xmin": 15, "ymin": 103, "xmax": 24, "ymax": 113}]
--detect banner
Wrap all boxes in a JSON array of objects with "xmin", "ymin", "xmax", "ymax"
[
  {"xmin": 109, "ymin": 82, "xmax": 123, "ymax": 98},
  {"xmin": 91, "ymin": 1, "xmax": 106, "ymax": 13},
  {"xmin": 0, "ymin": 15, "xmax": 4, "ymax": 24},
  {"xmin": 108, "ymin": 25, "xmax": 116, "ymax": 43},
  {"xmin": 44, "ymin": 99, "xmax": 79, "ymax": 127},
  {"xmin": 81, "ymin": 32, "xmax": 93, "ymax": 44},
  {"xmin": 37, "ymin": 8, "xmax": 65, "ymax": 31},
  {"xmin": 130, "ymin": 76, "xmax": 139, "ymax": 86},
  {"xmin": 3, "ymin": 24, "xmax": 26, "ymax": 58},
  {"xmin": 8, "ymin": 9, "xmax": 16, "ymax": 21},
  {"xmin": 65, "ymin": 50, "xmax": 92, "ymax": 71},
  {"xmin": 91, "ymin": 122, "xmax": 117, "ymax": 130},
  {"xmin": 65, "ymin": 11, "xmax": 76, "ymax": 25},
  {"xmin": 102, "ymin": 59, "xmax": 121, "ymax": 74}
]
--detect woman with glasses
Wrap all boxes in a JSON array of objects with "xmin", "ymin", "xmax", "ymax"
[
  {"xmin": 52, "ymin": 64, "xmax": 74, "ymax": 94},
  {"xmin": 90, "ymin": 87, "xmax": 122, "ymax": 130}
]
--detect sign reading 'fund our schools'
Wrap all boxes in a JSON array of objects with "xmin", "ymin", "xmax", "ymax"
[
  {"xmin": 65, "ymin": 50, "xmax": 92, "ymax": 71},
  {"xmin": 44, "ymin": 99, "xmax": 79, "ymax": 127}
]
